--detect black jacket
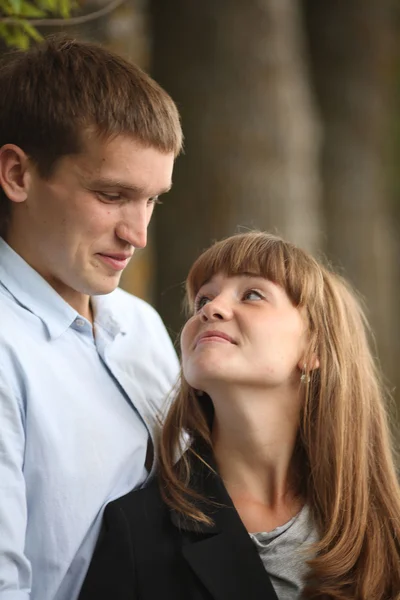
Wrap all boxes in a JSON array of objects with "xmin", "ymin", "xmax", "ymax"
[{"xmin": 79, "ymin": 448, "xmax": 279, "ymax": 600}]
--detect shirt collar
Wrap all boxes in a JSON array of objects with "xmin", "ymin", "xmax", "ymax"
[
  {"xmin": 92, "ymin": 293, "xmax": 126, "ymax": 338},
  {"xmin": 0, "ymin": 237, "xmax": 81, "ymax": 340}
]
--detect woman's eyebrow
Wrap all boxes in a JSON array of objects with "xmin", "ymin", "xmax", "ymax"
[
  {"xmin": 241, "ymin": 272, "xmax": 263, "ymax": 279},
  {"xmin": 240, "ymin": 273, "xmax": 273, "ymax": 283}
]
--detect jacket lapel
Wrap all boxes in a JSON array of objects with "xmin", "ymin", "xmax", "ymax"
[
  {"xmin": 181, "ymin": 530, "xmax": 279, "ymax": 600},
  {"xmin": 170, "ymin": 446, "xmax": 279, "ymax": 600}
]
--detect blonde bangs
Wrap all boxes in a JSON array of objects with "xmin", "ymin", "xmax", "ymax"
[{"xmin": 185, "ymin": 232, "xmax": 317, "ymax": 312}]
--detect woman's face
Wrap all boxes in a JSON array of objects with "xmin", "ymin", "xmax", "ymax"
[{"xmin": 181, "ymin": 273, "xmax": 308, "ymax": 394}]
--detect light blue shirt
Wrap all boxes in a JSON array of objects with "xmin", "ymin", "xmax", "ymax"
[{"xmin": 0, "ymin": 237, "xmax": 179, "ymax": 600}]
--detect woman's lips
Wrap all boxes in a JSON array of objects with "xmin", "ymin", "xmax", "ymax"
[{"xmin": 195, "ymin": 330, "xmax": 236, "ymax": 347}]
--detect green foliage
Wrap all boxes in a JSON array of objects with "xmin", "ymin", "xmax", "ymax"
[{"xmin": 0, "ymin": 0, "xmax": 79, "ymax": 48}]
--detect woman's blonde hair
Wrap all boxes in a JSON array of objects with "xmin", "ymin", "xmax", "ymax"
[{"xmin": 158, "ymin": 232, "xmax": 400, "ymax": 599}]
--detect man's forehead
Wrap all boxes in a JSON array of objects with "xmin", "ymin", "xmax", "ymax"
[
  {"xmin": 77, "ymin": 135, "xmax": 147, "ymax": 165},
  {"xmin": 73, "ymin": 137, "xmax": 174, "ymax": 194}
]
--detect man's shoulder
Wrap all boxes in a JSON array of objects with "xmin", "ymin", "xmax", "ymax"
[
  {"xmin": 0, "ymin": 285, "xmax": 34, "ymax": 342},
  {"xmin": 0, "ymin": 291, "xmax": 31, "ymax": 392}
]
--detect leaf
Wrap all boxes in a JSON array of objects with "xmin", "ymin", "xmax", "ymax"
[
  {"xmin": 17, "ymin": 1, "xmax": 46, "ymax": 16},
  {"xmin": 1, "ymin": 4, "xmax": 13, "ymax": 14},
  {"xmin": 1, "ymin": 0, "xmax": 17, "ymax": 15},
  {"xmin": 0, "ymin": 0, "xmax": 82, "ymax": 48},
  {"xmin": 55, "ymin": 0, "xmax": 71, "ymax": 18},
  {"xmin": 35, "ymin": 0, "xmax": 57, "ymax": 12},
  {"xmin": 7, "ymin": 0, "xmax": 22, "ymax": 14},
  {"xmin": 20, "ymin": 19, "xmax": 42, "ymax": 41},
  {"xmin": 0, "ymin": 23, "xmax": 30, "ymax": 48},
  {"xmin": 0, "ymin": 23, "xmax": 11, "ymax": 39},
  {"xmin": 14, "ymin": 29, "xmax": 29, "ymax": 48}
]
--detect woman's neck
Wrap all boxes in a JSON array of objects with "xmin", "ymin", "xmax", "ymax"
[{"xmin": 209, "ymin": 385, "xmax": 304, "ymax": 532}]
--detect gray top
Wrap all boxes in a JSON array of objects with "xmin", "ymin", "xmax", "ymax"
[{"xmin": 249, "ymin": 505, "xmax": 318, "ymax": 600}]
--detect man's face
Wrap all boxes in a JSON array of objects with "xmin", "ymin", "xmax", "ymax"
[{"xmin": 11, "ymin": 135, "xmax": 174, "ymax": 305}]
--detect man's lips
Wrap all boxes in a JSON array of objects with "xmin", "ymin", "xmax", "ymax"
[
  {"xmin": 96, "ymin": 253, "xmax": 133, "ymax": 271},
  {"xmin": 195, "ymin": 330, "xmax": 236, "ymax": 347}
]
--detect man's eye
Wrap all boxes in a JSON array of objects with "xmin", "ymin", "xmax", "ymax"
[
  {"xmin": 244, "ymin": 289, "xmax": 264, "ymax": 301},
  {"xmin": 148, "ymin": 196, "xmax": 163, "ymax": 206},
  {"xmin": 97, "ymin": 192, "xmax": 121, "ymax": 201},
  {"xmin": 194, "ymin": 295, "xmax": 210, "ymax": 312}
]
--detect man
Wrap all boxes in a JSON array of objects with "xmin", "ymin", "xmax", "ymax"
[{"xmin": 0, "ymin": 36, "xmax": 182, "ymax": 600}]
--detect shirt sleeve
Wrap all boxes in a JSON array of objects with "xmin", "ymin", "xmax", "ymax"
[
  {"xmin": 0, "ymin": 368, "xmax": 31, "ymax": 599},
  {"xmin": 78, "ymin": 503, "xmax": 137, "ymax": 600}
]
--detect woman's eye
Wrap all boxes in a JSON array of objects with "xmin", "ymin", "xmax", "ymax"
[
  {"xmin": 244, "ymin": 289, "xmax": 264, "ymax": 301},
  {"xmin": 194, "ymin": 295, "xmax": 210, "ymax": 312}
]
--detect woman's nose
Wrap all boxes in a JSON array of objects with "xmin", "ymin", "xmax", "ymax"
[{"xmin": 200, "ymin": 297, "xmax": 232, "ymax": 321}]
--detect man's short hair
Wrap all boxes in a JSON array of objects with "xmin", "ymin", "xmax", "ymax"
[{"xmin": 0, "ymin": 35, "xmax": 183, "ymax": 234}]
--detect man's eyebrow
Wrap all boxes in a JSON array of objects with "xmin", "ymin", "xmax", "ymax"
[{"xmin": 89, "ymin": 178, "xmax": 172, "ymax": 195}]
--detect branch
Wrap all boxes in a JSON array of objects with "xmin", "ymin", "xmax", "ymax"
[{"xmin": 0, "ymin": 0, "xmax": 126, "ymax": 26}]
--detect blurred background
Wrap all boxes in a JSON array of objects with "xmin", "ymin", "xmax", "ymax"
[{"xmin": 1, "ymin": 0, "xmax": 400, "ymax": 439}]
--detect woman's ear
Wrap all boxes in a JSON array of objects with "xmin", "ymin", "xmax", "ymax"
[
  {"xmin": 309, "ymin": 354, "xmax": 320, "ymax": 371},
  {"xmin": 298, "ymin": 354, "xmax": 320, "ymax": 372},
  {"xmin": 0, "ymin": 144, "xmax": 31, "ymax": 204}
]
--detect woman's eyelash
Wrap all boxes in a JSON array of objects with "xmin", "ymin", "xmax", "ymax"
[
  {"xmin": 194, "ymin": 295, "xmax": 210, "ymax": 312},
  {"xmin": 244, "ymin": 289, "xmax": 264, "ymax": 300},
  {"xmin": 193, "ymin": 289, "xmax": 264, "ymax": 312}
]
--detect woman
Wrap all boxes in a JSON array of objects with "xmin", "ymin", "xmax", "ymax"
[{"xmin": 79, "ymin": 232, "xmax": 400, "ymax": 600}]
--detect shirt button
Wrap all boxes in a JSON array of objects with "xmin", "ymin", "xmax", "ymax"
[{"xmin": 75, "ymin": 318, "xmax": 85, "ymax": 327}]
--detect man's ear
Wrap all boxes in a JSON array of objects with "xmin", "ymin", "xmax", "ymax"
[{"xmin": 0, "ymin": 144, "xmax": 31, "ymax": 203}]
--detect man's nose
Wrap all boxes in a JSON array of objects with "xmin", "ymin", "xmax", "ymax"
[{"xmin": 115, "ymin": 204, "xmax": 149, "ymax": 249}]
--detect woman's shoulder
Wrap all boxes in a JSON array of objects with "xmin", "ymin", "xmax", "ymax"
[{"xmin": 104, "ymin": 477, "xmax": 169, "ymax": 530}]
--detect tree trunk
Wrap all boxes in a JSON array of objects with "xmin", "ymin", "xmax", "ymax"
[
  {"xmin": 106, "ymin": 1, "xmax": 155, "ymax": 302},
  {"xmin": 150, "ymin": 0, "xmax": 322, "ymax": 336},
  {"xmin": 304, "ymin": 0, "xmax": 400, "ymax": 419}
]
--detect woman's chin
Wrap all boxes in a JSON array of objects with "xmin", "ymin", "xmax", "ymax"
[{"xmin": 186, "ymin": 369, "xmax": 237, "ymax": 393}]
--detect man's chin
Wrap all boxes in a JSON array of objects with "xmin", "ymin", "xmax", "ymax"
[{"xmin": 89, "ymin": 274, "xmax": 122, "ymax": 296}]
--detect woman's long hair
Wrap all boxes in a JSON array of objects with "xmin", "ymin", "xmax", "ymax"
[{"xmin": 158, "ymin": 232, "xmax": 400, "ymax": 599}]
